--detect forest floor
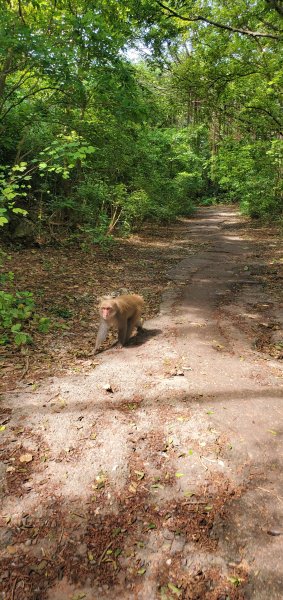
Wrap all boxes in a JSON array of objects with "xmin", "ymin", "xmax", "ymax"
[{"xmin": 0, "ymin": 206, "xmax": 282, "ymax": 600}]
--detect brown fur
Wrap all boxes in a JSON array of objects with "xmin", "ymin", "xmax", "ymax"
[{"xmin": 94, "ymin": 294, "xmax": 144, "ymax": 353}]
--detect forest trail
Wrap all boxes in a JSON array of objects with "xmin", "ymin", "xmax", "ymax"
[{"xmin": 1, "ymin": 207, "xmax": 282, "ymax": 600}]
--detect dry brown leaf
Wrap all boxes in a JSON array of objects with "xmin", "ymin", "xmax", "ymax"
[{"xmin": 19, "ymin": 453, "xmax": 33, "ymax": 463}]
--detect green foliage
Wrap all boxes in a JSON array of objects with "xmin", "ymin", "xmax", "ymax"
[
  {"xmin": 0, "ymin": 163, "xmax": 29, "ymax": 226},
  {"xmin": 198, "ymin": 196, "xmax": 219, "ymax": 207},
  {"xmin": 122, "ymin": 189, "xmax": 152, "ymax": 229},
  {"xmin": 214, "ymin": 139, "xmax": 283, "ymax": 218},
  {"xmin": 0, "ymin": 0, "xmax": 282, "ymax": 236},
  {"xmin": 37, "ymin": 133, "xmax": 95, "ymax": 180},
  {"xmin": 37, "ymin": 317, "xmax": 51, "ymax": 333},
  {"xmin": 0, "ymin": 290, "xmax": 34, "ymax": 345},
  {"xmin": 0, "ymin": 285, "xmax": 53, "ymax": 343},
  {"xmin": 82, "ymin": 214, "xmax": 115, "ymax": 251},
  {"xmin": 50, "ymin": 307, "xmax": 73, "ymax": 319}
]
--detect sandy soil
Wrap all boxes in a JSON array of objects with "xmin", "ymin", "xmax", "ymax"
[{"xmin": 0, "ymin": 206, "xmax": 282, "ymax": 600}]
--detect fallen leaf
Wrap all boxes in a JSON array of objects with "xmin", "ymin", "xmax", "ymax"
[
  {"xmin": 212, "ymin": 340, "xmax": 225, "ymax": 351},
  {"xmin": 6, "ymin": 545, "xmax": 18, "ymax": 554},
  {"xmin": 93, "ymin": 471, "xmax": 107, "ymax": 489},
  {"xmin": 135, "ymin": 470, "xmax": 145, "ymax": 480},
  {"xmin": 127, "ymin": 403, "xmax": 136, "ymax": 410},
  {"xmin": 228, "ymin": 576, "xmax": 244, "ymax": 586},
  {"xmin": 146, "ymin": 523, "xmax": 156, "ymax": 530},
  {"xmin": 30, "ymin": 559, "xmax": 48, "ymax": 572},
  {"xmin": 19, "ymin": 453, "xmax": 33, "ymax": 463},
  {"xmin": 168, "ymin": 582, "xmax": 182, "ymax": 597},
  {"xmin": 175, "ymin": 472, "xmax": 184, "ymax": 478},
  {"xmin": 129, "ymin": 482, "xmax": 138, "ymax": 493}
]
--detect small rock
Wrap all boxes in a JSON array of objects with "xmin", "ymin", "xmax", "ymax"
[
  {"xmin": 170, "ymin": 536, "xmax": 186, "ymax": 554},
  {"xmin": 103, "ymin": 383, "xmax": 114, "ymax": 393},
  {"xmin": 162, "ymin": 543, "xmax": 171, "ymax": 551},
  {"xmin": 76, "ymin": 543, "xmax": 87, "ymax": 556},
  {"xmin": 162, "ymin": 528, "xmax": 174, "ymax": 541}
]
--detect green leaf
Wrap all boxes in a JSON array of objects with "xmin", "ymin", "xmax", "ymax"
[
  {"xmin": 38, "ymin": 317, "xmax": 51, "ymax": 333},
  {"xmin": 12, "ymin": 208, "xmax": 28, "ymax": 215},
  {"xmin": 14, "ymin": 332, "xmax": 28, "ymax": 345},
  {"xmin": 228, "ymin": 576, "xmax": 244, "ymax": 586},
  {"xmin": 168, "ymin": 582, "xmax": 182, "ymax": 597},
  {"xmin": 11, "ymin": 323, "xmax": 22, "ymax": 332}
]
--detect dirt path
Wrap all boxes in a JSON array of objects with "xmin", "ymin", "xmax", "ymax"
[{"xmin": 1, "ymin": 207, "xmax": 282, "ymax": 600}]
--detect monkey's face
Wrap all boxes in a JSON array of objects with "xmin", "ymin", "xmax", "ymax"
[{"xmin": 100, "ymin": 302, "xmax": 116, "ymax": 321}]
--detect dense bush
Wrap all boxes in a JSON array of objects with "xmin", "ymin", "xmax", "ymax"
[{"xmin": 214, "ymin": 139, "xmax": 283, "ymax": 218}]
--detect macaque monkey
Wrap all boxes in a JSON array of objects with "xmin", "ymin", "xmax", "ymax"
[{"xmin": 94, "ymin": 294, "xmax": 144, "ymax": 353}]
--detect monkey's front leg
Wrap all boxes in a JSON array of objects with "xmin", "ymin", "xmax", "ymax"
[{"xmin": 94, "ymin": 320, "xmax": 109, "ymax": 353}]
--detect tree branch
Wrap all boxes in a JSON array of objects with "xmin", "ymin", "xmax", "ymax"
[
  {"xmin": 0, "ymin": 86, "xmax": 68, "ymax": 121},
  {"xmin": 207, "ymin": 71, "xmax": 260, "ymax": 91},
  {"xmin": 245, "ymin": 105, "xmax": 283, "ymax": 132},
  {"xmin": 1, "ymin": 72, "xmax": 34, "ymax": 109},
  {"xmin": 18, "ymin": 0, "xmax": 26, "ymax": 24},
  {"xmin": 156, "ymin": 1, "xmax": 282, "ymax": 40}
]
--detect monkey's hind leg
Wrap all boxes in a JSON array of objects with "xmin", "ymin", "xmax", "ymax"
[
  {"xmin": 125, "ymin": 316, "xmax": 135, "ymax": 343},
  {"xmin": 117, "ymin": 318, "xmax": 128, "ymax": 347}
]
